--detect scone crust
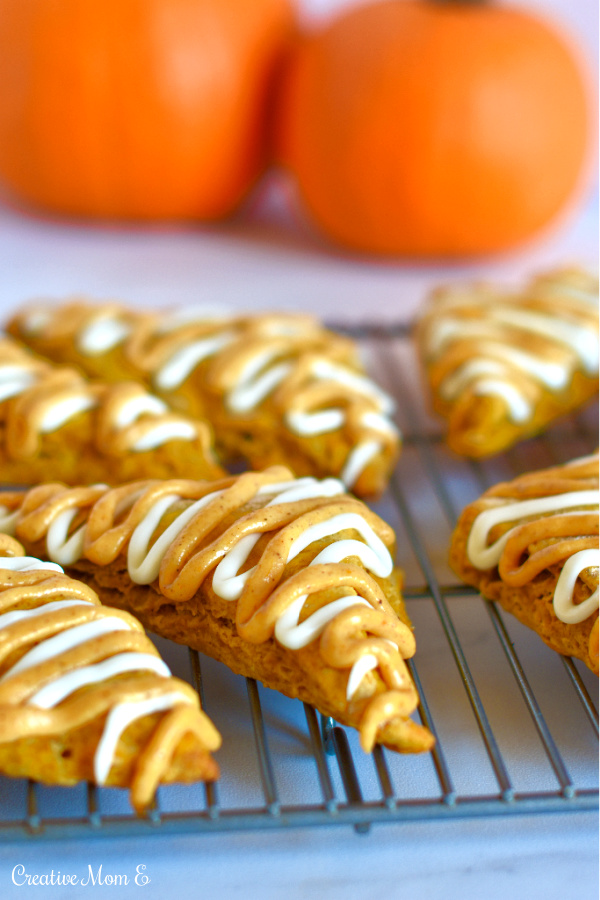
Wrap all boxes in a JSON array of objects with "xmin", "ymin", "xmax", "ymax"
[
  {"xmin": 7, "ymin": 303, "xmax": 400, "ymax": 496},
  {"xmin": 449, "ymin": 455, "xmax": 599, "ymax": 673},
  {"xmin": 416, "ymin": 267, "xmax": 599, "ymax": 457},
  {"xmin": 1, "ymin": 470, "xmax": 434, "ymax": 754}
]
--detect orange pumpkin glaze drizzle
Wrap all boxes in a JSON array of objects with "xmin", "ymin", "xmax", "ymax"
[
  {"xmin": 465, "ymin": 454, "xmax": 599, "ymax": 665},
  {"xmin": 0, "ymin": 337, "xmax": 215, "ymax": 461},
  {"xmin": 1, "ymin": 467, "xmax": 424, "ymax": 752},
  {"xmin": 474, "ymin": 455, "xmax": 599, "ymax": 588},
  {"xmin": 0, "ymin": 547, "xmax": 220, "ymax": 810},
  {"xmin": 8, "ymin": 303, "xmax": 400, "ymax": 482}
]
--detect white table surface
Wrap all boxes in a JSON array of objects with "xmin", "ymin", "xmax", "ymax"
[{"xmin": 0, "ymin": 1, "xmax": 598, "ymax": 896}]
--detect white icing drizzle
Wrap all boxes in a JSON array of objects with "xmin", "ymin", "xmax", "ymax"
[
  {"xmin": 489, "ymin": 307, "xmax": 599, "ymax": 374},
  {"xmin": 0, "ymin": 506, "xmax": 25, "ymax": 537},
  {"xmin": 424, "ymin": 276, "xmax": 599, "ymax": 423},
  {"xmin": 15, "ymin": 304, "xmax": 399, "ymax": 487},
  {"xmin": 285, "ymin": 512, "xmax": 392, "ymax": 577},
  {"xmin": 274, "ymin": 594, "xmax": 370, "ymax": 651},
  {"xmin": 77, "ymin": 317, "xmax": 131, "ymax": 355},
  {"xmin": 309, "ymin": 360, "xmax": 395, "ymax": 414},
  {"xmin": 553, "ymin": 549, "xmax": 600, "ymax": 624},
  {"xmin": 286, "ymin": 408, "xmax": 345, "ymax": 436},
  {"xmin": 0, "ymin": 554, "xmax": 183, "ymax": 787},
  {"xmin": 225, "ymin": 348, "xmax": 290, "ymax": 414},
  {"xmin": 440, "ymin": 358, "xmax": 510, "ymax": 400},
  {"xmin": 94, "ymin": 691, "xmax": 194, "ymax": 785},
  {"xmin": 0, "ymin": 351, "xmax": 201, "ymax": 452},
  {"xmin": 211, "ymin": 479, "xmax": 395, "ymax": 695},
  {"xmin": 0, "ymin": 556, "xmax": 64, "ymax": 575},
  {"xmin": 38, "ymin": 394, "xmax": 98, "ymax": 433},
  {"xmin": 284, "ymin": 360, "xmax": 395, "ymax": 441},
  {"xmin": 127, "ymin": 490, "xmax": 223, "ymax": 584},
  {"xmin": 345, "ymin": 653, "xmax": 378, "ymax": 700},
  {"xmin": 475, "ymin": 343, "xmax": 569, "ymax": 390},
  {"xmin": 0, "ymin": 366, "xmax": 38, "ymax": 402},
  {"xmin": 466, "ymin": 491, "xmax": 599, "ymax": 570},
  {"xmin": 0, "ymin": 616, "xmax": 133, "ymax": 683},
  {"xmin": 113, "ymin": 394, "xmax": 168, "ymax": 428},
  {"xmin": 21, "ymin": 307, "xmax": 54, "ymax": 335},
  {"xmin": 130, "ymin": 420, "xmax": 198, "ymax": 451},
  {"xmin": 341, "ymin": 441, "xmax": 382, "ymax": 489},
  {"xmin": 211, "ymin": 478, "xmax": 349, "ymax": 600},
  {"xmin": 211, "ymin": 533, "xmax": 260, "ymax": 601},
  {"xmin": 28, "ymin": 652, "xmax": 170, "ymax": 709},
  {"xmin": 466, "ymin": 489, "xmax": 600, "ymax": 624},
  {"xmin": 0, "ymin": 599, "xmax": 91, "ymax": 632},
  {"xmin": 46, "ymin": 508, "xmax": 87, "ymax": 566},
  {"xmin": 472, "ymin": 379, "xmax": 532, "ymax": 423},
  {"xmin": 154, "ymin": 332, "xmax": 235, "ymax": 391},
  {"xmin": 360, "ymin": 411, "xmax": 399, "ymax": 435},
  {"xmin": 75, "ymin": 473, "xmax": 391, "ymax": 698},
  {"xmin": 227, "ymin": 360, "xmax": 292, "ymax": 414},
  {"xmin": 426, "ymin": 306, "xmax": 598, "ymax": 371},
  {"xmin": 256, "ymin": 477, "xmax": 344, "ymax": 499}
]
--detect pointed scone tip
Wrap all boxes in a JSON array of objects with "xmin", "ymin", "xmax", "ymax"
[
  {"xmin": 416, "ymin": 267, "xmax": 599, "ymax": 458},
  {"xmin": 449, "ymin": 452, "xmax": 599, "ymax": 674},
  {"xmin": 0, "ymin": 336, "xmax": 223, "ymax": 486},
  {"xmin": 0, "ymin": 468, "xmax": 433, "ymax": 754},
  {"xmin": 0, "ymin": 540, "xmax": 220, "ymax": 812},
  {"xmin": 6, "ymin": 301, "xmax": 400, "ymax": 497}
]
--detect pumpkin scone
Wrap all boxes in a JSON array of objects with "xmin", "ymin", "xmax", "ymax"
[
  {"xmin": 416, "ymin": 267, "xmax": 599, "ymax": 457},
  {"xmin": 0, "ymin": 467, "xmax": 433, "ymax": 754},
  {"xmin": 0, "ymin": 535, "xmax": 220, "ymax": 812},
  {"xmin": 6, "ymin": 302, "xmax": 400, "ymax": 497},
  {"xmin": 449, "ymin": 453, "xmax": 599, "ymax": 674},
  {"xmin": 0, "ymin": 336, "xmax": 223, "ymax": 485}
]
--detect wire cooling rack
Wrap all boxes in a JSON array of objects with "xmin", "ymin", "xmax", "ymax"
[{"xmin": 0, "ymin": 325, "xmax": 598, "ymax": 841}]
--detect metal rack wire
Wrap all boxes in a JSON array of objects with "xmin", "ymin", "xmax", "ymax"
[{"xmin": 0, "ymin": 325, "xmax": 597, "ymax": 841}]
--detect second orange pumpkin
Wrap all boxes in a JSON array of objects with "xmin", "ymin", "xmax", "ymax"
[
  {"xmin": 0, "ymin": 0, "xmax": 295, "ymax": 221},
  {"xmin": 277, "ymin": 0, "xmax": 591, "ymax": 256}
]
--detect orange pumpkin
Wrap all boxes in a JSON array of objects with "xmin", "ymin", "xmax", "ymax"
[
  {"xmin": 0, "ymin": 0, "xmax": 295, "ymax": 220},
  {"xmin": 276, "ymin": 0, "xmax": 591, "ymax": 256}
]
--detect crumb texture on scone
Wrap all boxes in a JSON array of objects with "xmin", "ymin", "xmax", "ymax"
[
  {"xmin": 0, "ymin": 536, "xmax": 220, "ymax": 810},
  {"xmin": 0, "ymin": 336, "xmax": 223, "ymax": 485},
  {"xmin": 7, "ymin": 302, "xmax": 400, "ymax": 496},
  {"xmin": 449, "ymin": 453, "xmax": 599, "ymax": 673},
  {"xmin": 416, "ymin": 267, "xmax": 599, "ymax": 457},
  {"xmin": 0, "ymin": 468, "xmax": 433, "ymax": 754}
]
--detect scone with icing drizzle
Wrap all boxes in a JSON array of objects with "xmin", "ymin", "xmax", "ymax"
[
  {"xmin": 449, "ymin": 453, "xmax": 599, "ymax": 674},
  {"xmin": 0, "ymin": 534, "xmax": 220, "ymax": 811},
  {"xmin": 0, "ymin": 468, "xmax": 434, "ymax": 754},
  {"xmin": 416, "ymin": 267, "xmax": 599, "ymax": 457},
  {"xmin": 0, "ymin": 336, "xmax": 223, "ymax": 485},
  {"xmin": 6, "ymin": 304, "xmax": 400, "ymax": 497}
]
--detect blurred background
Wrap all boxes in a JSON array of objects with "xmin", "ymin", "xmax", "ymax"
[{"xmin": 0, "ymin": 0, "xmax": 597, "ymax": 323}]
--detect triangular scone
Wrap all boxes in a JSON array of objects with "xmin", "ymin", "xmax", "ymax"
[
  {"xmin": 0, "ymin": 336, "xmax": 223, "ymax": 485},
  {"xmin": 7, "ymin": 303, "xmax": 400, "ymax": 497},
  {"xmin": 416, "ymin": 267, "xmax": 599, "ymax": 457},
  {"xmin": 449, "ymin": 454, "xmax": 599, "ymax": 674},
  {"xmin": 0, "ymin": 535, "xmax": 220, "ymax": 812},
  {"xmin": 0, "ymin": 468, "xmax": 433, "ymax": 754}
]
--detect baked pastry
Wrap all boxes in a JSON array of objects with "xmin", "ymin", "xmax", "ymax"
[
  {"xmin": 0, "ymin": 534, "xmax": 220, "ymax": 811},
  {"xmin": 449, "ymin": 453, "xmax": 599, "ymax": 674},
  {"xmin": 0, "ymin": 467, "xmax": 434, "ymax": 754},
  {"xmin": 6, "ymin": 302, "xmax": 400, "ymax": 496},
  {"xmin": 416, "ymin": 267, "xmax": 599, "ymax": 457},
  {"xmin": 0, "ymin": 336, "xmax": 223, "ymax": 485}
]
